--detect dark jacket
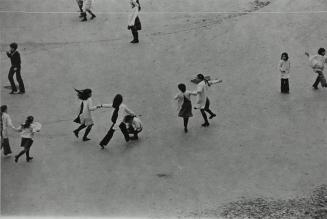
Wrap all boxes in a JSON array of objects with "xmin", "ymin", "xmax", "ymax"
[{"xmin": 7, "ymin": 51, "xmax": 21, "ymax": 67}]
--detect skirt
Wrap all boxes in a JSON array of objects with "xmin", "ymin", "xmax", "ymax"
[
  {"xmin": 133, "ymin": 16, "xmax": 142, "ymax": 31},
  {"xmin": 20, "ymin": 138, "xmax": 33, "ymax": 149},
  {"xmin": 178, "ymin": 97, "xmax": 193, "ymax": 118}
]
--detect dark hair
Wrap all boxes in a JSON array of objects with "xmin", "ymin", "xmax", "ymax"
[
  {"xmin": 136, "ymin": 0, "xmax": 141, "ymax": 11},
  {"xmin": 22, "ymin": 116, "xmax": 34, "ymax": 129},
  {"xmin": 197, "ymin": 74, "xmax": 204, "ymax": 80},
  {"xmin": 112, "ymin": 94, "xmax": 123, "ymax": 108},
  {"xmin": 1, "ymin": 105, "xmax": 7, "ymax": 113},
  {"xmin": 318, "ymin": 48, "xmax": 325, "ymax": 56},
  {"xmin": 281, "ymin": 52, "xmax": 289, "ymax": 60},
  {"xmin": 10, "ymin": 42, "xmax": 18, "ymax": 50},
  {"xmin": 75, "ymin": 88, "xmax": 92, "ymax": 100},
  {"xmin": 124, "ymin": 115, "xmax": 134, "ymax": 123},
  {"xmin": 178, "ymin": 83, "xmax": 186, "ymax": 93}
]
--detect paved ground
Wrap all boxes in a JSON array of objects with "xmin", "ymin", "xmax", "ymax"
[{"xmin": 1, "ymin": 0, "xmax": 327, "ymax": 218}]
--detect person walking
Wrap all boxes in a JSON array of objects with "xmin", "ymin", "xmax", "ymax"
[
  {"xmin": 73, "ymin": 89, "xmax": 100, "ymax": 141},
  {"xmin": 174, "ymin": 83, "xmax": 197, "ymax": 133},
  {"xmin": 1, "ymin": 105, "xmax": 16, "ymax": 156},
  {"xmin": 80, "ymin": 0, "xmax": 96, "ymax": 22},
  {"xmin": 14, "ymin": 116, "xmax": 41, "ymax": 163},
  {"xmin": 305, "ymin": 48, "xmax": 327, "ymax": 89},
  {"xmin": 98, "ymin": 94, "xmax": 136, "ymax": 149},
  {"xmin": 194, "ymin": 74, "xmax": 222, "ymax": 127},
  {"xmin": 6, "ymin": 43, "xmax": 25, "ymax": 94},
  {"xmin": 279, "ymin": 52, "xmax": 291, "ymax": 94},
  {"xmin": 128, "ymin": 0, "xmax": 142, "ymax": 43}
]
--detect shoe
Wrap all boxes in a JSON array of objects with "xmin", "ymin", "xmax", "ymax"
[
  {"xmin": 73, "ymin": 130, "xmax": 79, "ymax": 138},
  {"xmin": 201, "ymin": 123, "xmax": 209, "ymax": 127},
  {"xmin": 99, "ymin": 144, "xmax": 105, "ymax": 149},
  {"xmin": 82, "ymin": 137, "xmax": 91, "ymax": 142},
  {"xmin": 14, "ymin": 156, "xmax": 19, "ymax": 163},
  {"xmin": 130, "ymin": 40, "xmax": 139, "ymax": 44},
  {"xmin": 130, "ymin": 136, "xmax": 139, "ymax": 140},
  {"xmin": 81, "ymin": 18, "xmax": 87, "ymax": 22},
  {"xmin": 18, "ymin": 91, "xmax": 25, "ymax": 94},
  {"xmin": 313, "ymin": 85, "xmax": 318, "ymax": 90},
  {"xmin": 209, "ymin": 114, "xmax": 216, "ymax": 119},
  {"xmin": 27, "ymin": 157, "xmax": 33, "ymax": 162},
  {"xmin": 9, "ymin": 91, "xmax": 17, "ymax": 94},
  {"xmin": 184, "ymin": 128, "xmax": 188, "ymax": 133},
  {"xmin": 90, "ymin": 15, "xmax": 96, "ymax": 20}
]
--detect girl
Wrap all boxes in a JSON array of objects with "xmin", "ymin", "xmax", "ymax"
[
  {"xmin": 98, "ymin": 94, "xmax": 136, "ymax": 149},
  {"xmin": 73, "ymin": 89, "xmax": 100, "ymax": 141},
  {"xmin": 174, "ymin": 83, "xmax": 197, "ymax": 133},
  {"xmin": 279, "ymin": 52, "xmax": 290, "ymax": 93},
  {"xmin": 305, "ymin": 48, "xmax": 327, "ymax": 89},
  {"xmin": 1, "ymin": 105, "xmax": 16, "ymax": 156},
  {"xmin": 80, "ymin": 0, "xmax": 96, "ymax": 22},
  {"xmin": 194, "ymin": 74, "xmax": 222, "ymax": 127},
  {"xmin": 128, "ymin": 0, "xmax": 142, "ymax": 43},
  {"xmin": 14, "ymin": 116, "xmax": 40, "ymax": 163}
]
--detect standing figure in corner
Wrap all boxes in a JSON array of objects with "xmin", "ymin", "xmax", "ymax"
[{"xmin": 128, "ymin": 0, "xmax": 142, "ymax": 43}]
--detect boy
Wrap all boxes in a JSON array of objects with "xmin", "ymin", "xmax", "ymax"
[
  {"xmin": 305, "ymin": 48, "xmax": 327, "ymax": 89},
  {"xmin": 124, "ymin": 115, "xmax": 142, "ymax": 140},
  {"xmin": 6, "ymin": 43, "xmax": 25, "ymax": 94}
]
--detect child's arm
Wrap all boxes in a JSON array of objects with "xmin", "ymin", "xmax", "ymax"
[
  {"xmin": 208, "ymin": 79, "xmax": 223, "ymax": 85},
  {"xmin": 99, "ymin": 103, "xmax": 113, "ymax": 108}
]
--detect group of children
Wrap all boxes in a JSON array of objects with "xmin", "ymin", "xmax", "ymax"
[
  {"xmin": 75, "ymin": 0, "xmax": 142, "ymax": 43},
  {"xmin": 73, "ymin": 89, "xmax": 143, "ymax": 149},
  {"xmin": 279, "ymin": 48, "xmax": 327, "ymax": 94},
  {"xmin": 0, "ymin": 105, "xmax": 41, "ymax": 162}
]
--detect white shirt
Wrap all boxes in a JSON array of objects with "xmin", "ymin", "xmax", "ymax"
[
  {"xmin": 130, "ymin": 117, "xmax": 142, "ymax": 132},
  {"xmin": 174, "ymin": 90, "xmax": 196, "ymax": 111},
  {"xmin": 1, "ymin": 113, "xmax": 15, "ymax": 138},
  {"xmin": 195, "ymin": 79, "xmax": 221, "ymax": 109},
  {"xmin": 308, "ymin": 54, "xmax": 327, "ymax": 72},
  {"xmin": 18, "ymin": 123, "xmax": 39, "ymax": 139},
  {"xmin": 279, "ymin": 60, "xmax": 290, "ymax": 79},
  {"xmin": 80, "ymin": 98, "xmax": 97, "ymax": 120},
  {"xmin": 128, "ymin": 5, "xmax": 139, "ymax": 26},
  {"xmin": 102, "ymin": 103, "xmax": 135, "ymax": 130}
]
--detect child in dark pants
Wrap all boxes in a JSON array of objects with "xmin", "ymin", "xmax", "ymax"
[
  {"xmin": 124, "ymin": 115, "xmax": 143, "ymax": 140},
  {"xmin": 279, "ymin": 52, "xmax": 290, "ymax": 93},
  {"xmin": 6, "ymin": 42, "xmax": 25, "ymax": 94},
  {"xmin": 14, "ymin": 116, "xmax": 41, "ymax": 163},
  {"xmin": 305, "ymin": 48, "xmax": 327, "ymax": 89},
  {"xmin": 127, "ymin": 0, "xmax": 142, "ymax": 43}
]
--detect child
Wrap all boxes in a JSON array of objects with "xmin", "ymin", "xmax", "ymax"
[
  {"xmin": 6, "ymin": 42, "xmax": 25, "ymax": 94},
  {"xmin": 174, "ymin": 83, "xmax": 197, "ymax": 133},
  {"xmin": 279, "ymin": 52, "xmax": 290, "ymax": 93},
  {"xmin": 194, "ymin": 74, "xmax": 222, "ymax": 127},
  {"xmin": 14, "ymin": 116, "xmax": 41, "ymax": 163},
  {"xmin": 98, "ymin": 94, "xmax": 136, "ymax": 149},
  {"xmin": 73, "ymin": 89, "xmax": 101, "ymax": 141},
  {"xmin": 128, "ymin": 0, "xmax": 142, "ymax": 43},
  {"xmin": 124, "ymin": 115, "xmax": 143, "ymax": 140},
  {"xmin": 305, "ymin": 48, "xmax": 327, "ymax": 89},
  {"xmin": 1, "ymin": 105, "xmax": 16, "ymax": 156},
  {"xmin": 80, "ymin": 0, "xmax": 96, "ymax": 22}
]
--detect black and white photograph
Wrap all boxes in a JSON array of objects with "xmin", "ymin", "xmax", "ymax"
[{"xmin": 1, "ymin": 0, "xmax": 327, "ymax": 218}]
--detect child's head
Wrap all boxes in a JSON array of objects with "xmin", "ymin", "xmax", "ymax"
[
  {"xmin": 318, "ymin": 48, "xmax": 326, "ymax": 56},
  {"xmin": 178, "ymin": 83, "xmax": 186, "ymax": 93},
  {"xmin": 124, "ymin": 115, "xmax": 134, "ymax": 124},
  {"xmin": 9, "ymin": 42, "xmax": 18, "ymax": 52},
  {"xmin": 112, "ymin": 94, "xmax": 123, "ymax": 108},
  {"xmin": 22, "ymin": 116, "xmax": 34, "ymax": 129},
  {"xmin": 76, "ymin": 88, "xmax": 92, "ymax": 100},
  {"xmin": 1, "ymin": 105, "xmax": 7, "ymax": 113},
  {"xmin": 281, "ymin": 52, "xmax": 289, "ymax": 61},
  {"xmin": 197, "ymin": 74, "xmax": 205, "ymax": 81}
]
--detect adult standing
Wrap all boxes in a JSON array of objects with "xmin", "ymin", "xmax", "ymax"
[
  {"xmin": 128, "ymin": 0, "xmax": 142, "ymax": 43},
  {"xmin": 305, "ymin": 48, "xmax": 327, "ymax": 89},
  {"xmin": 6, "ymin": 43, "xmax": 25, "ymax": 94},
  {"xmin": 73, "ymin": 89, "xmax": 100, "ymax": 141},
  {"xmin": 98, "ymin": 94, "xmax": 136, "ymax": 149},
  {"xmin": 194, "ymin": 74, "xmax": 222, "ymax": 127}
]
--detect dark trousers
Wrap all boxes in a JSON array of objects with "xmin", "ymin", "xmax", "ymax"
[
  {"xmin": 313, "ymin": 71, "xmax": 327, "ymax": 88},
  {"xmin": 281, "ymin": 78, "xmax": 289, "ymax": 93},
  {"xmin": 8, "ymin": 66, "xmax": 25, "ymax": 92},
  {"xmin": 200, "ymin": 98, "xmax": 215, "ymax": 124},
  {"xmin": 100, "ymin": 123, "xmax": 129, "ymax": 146},
  {"xmin": 131, "ymin": 28, "xmax": 139, "ymax": 42},
  {"xmin": 1, "ymin": 138, "xmax": 12, "ymax": 155}
]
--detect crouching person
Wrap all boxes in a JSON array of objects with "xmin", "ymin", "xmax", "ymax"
[{"xmin": 124, "ymin": 115, "xmax": 142, "ymax": 140}]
